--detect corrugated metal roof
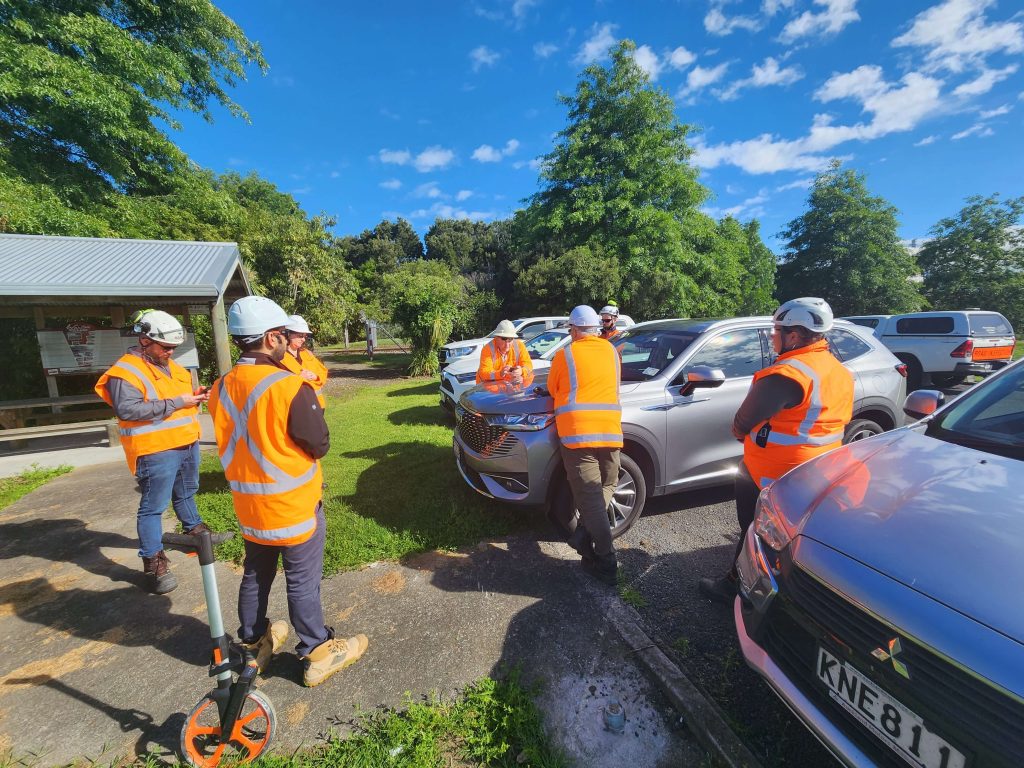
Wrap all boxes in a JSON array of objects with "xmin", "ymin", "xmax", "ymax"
[{"xmin": 0, "ymin": 234, "xmax": 247, "ymax": 299}]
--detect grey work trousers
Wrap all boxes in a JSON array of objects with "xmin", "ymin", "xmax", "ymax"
[{"xmin": 560, "ymin": 445, "xmax": 620, "ymax": 557}]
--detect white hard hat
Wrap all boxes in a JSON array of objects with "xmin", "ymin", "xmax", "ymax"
[
  {"xmin": 133, "ymin": 309, "xmax": 185, "ymax": 347},
  {"xmin": 599, "ymin": 304, "xmax": 619, "ymax": 317},
  {"xmin": 569, "ymin": 305, "xmax": 600, "ymax": 328},
  {"xmin": 489, "ymin": 320, "xmax": 519, "ymax": 339},
  {"xmin": 227, "ymin": 296, "xmax": 291, "ymax": 337},
  {"xmin": 285, "ymin": 315, "xmax": 312, "ymax": 334},
  {"xmin": 773, "ymin": 297, "xmax": 834, "ymax": 333}
]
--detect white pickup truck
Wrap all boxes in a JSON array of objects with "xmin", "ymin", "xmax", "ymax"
[{"xmin": 843, "ymin": 310, "xmax": 1016, "ymax": 389}]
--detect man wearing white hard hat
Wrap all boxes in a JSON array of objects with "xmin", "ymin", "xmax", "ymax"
[
  {"xmin": 599, "ymin": 302, "xmax": 622, "ymax": 341},
  {"xmin": 547, "ymin": 305, "xmax": 623, "ymax": 585},
  {"xmin": 96, "ymin": 309, "xmax": 220, "ymax": 594},
  {"xmin": 476, "ymin": 319, "xmax": 533, "ymax": 385},
  {"xmin": 280, "ymin": 315, "xmax": 329, "ymax": 409},
  {"xmin": 208, "ymin": 296, "xmax": 368, "ymax": 687}
]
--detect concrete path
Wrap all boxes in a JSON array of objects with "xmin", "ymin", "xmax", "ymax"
[{"xmin": 0, "ymin": 464, "xmax": 705, "ymax": 767}]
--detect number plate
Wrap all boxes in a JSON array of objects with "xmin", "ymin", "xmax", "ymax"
[
  {"xmin": 972, "ymin": 345, "xmax": 1012, "ymax": 361},
  {"xmin": 816, "ymin": 647, "xmax": 966, "ymax": 768}
]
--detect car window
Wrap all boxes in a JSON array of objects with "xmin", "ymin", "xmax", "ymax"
[
  {"xmin": 969, "ymin": 313, "xmax": 1013, "ymax": 336},
  {"xmin": 930, "ymin": 364, "xmax": 1024, "ymax": 458},
  {"xmin": 613, "ymin": 330, "xmax": 699, "ymax": 381},
  {"xmin": 517, "ymin": 322, "xmax": 546, "ymax": 339},
  {"xmin": 826, "ymin": 329, "xmax": 873, "ymax": 362},
  {"xmin": 847, "ymin": 317, "xmax": 879, "ymax": 329},
  {"xmin": 895, "ymin": 316, "xmax": 955, "ymax": 334},
  {"xmin": 525, "ymin": 330, "xmax": 566, "ymax": 358},
  {"xmin": 685, "ymin": 329, "xmax": 765, "ymax": 379}
]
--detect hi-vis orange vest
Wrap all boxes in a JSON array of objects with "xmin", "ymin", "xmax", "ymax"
[
  {"xmin": 743, "ymin": 339, "xmax": 854, "ymax": 489},
  {"xmin": 476, "ymin": 338, "xmax": 533, "ymax": 384},
  {"xmin": 281, "ymin": 349, "xmax": 328, "ymax": 409},
  {"xmin": 95, "ymin": 353, "xmax": 200, "ymax": 474},
  {"xmin": 548, "ymin": 335, "xmax": 622, "ymax": 449},
  {"xmin": 208, "ymin": 361, "xmax": 323, "ymax": 546}
]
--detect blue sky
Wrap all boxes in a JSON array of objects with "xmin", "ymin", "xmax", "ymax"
[{"xmin": 173, "ymin": 0, "xmax": 1024, "ymax": 250}]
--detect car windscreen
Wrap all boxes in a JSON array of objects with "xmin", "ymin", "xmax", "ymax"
[
  {"xmin": 525, "ymin": 330, "xmax": 567, "ymax": 358},
  {"xmin": 613, "ymin": 330, "xmax": 700, "ymax": 381},
  {"xmin": 969, "ymin": 313, "xmax": 1013, "ymax": 336},
  {"xmin": 927, "ymin": 363, "xmax": 1024, "ymax": 460}
]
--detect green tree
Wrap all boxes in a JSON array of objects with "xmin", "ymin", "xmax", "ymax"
[
  {"xmin": 738, "ymin": 220, "xmax": 777, "ymax": 315},
  {"xmin": 776, "ymin": 163, "xmax": 923, "ymax": 316},
  {"xmin": 515, "ymin": 245, "xmax": 621, "ymax": 315},
  {"xmin": 917, "ymin": 195, "xmax": 1024, "ymax": 329},
  {"xmin": 382, "ymin": 260, "xmax": 466, "ymax": 376},
  {"xmin": 521, "ymin": 40, "xmax": 713, "ymax": 319},
  {"xmin": 0, "ymin": 0, "xmax": 265, "ymax": 201}
]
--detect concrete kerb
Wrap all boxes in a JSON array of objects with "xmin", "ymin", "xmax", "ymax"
[{"xmin": 599, "ymin": 590, "xmax": 764, "ymax": 768}]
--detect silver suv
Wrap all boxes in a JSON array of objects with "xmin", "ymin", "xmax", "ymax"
[{"xmin": 453, "ymin": 318, "xmax": 908, "ymax": 537}]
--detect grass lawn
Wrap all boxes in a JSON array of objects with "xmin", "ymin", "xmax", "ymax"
[
  {"xmin": 0, "ymin": 465, "xmax": 71, "ymax": 512},
  {"xmin": 196, "ymin": 362, "xmax": 538, "ymax": 573}
]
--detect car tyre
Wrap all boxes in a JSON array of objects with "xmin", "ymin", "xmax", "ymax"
[
  {"xmin": 843, "ymin": 418, "xmax": 883, "ymax": 444},
  {"xmin": 548, "ymin": 453, "xmax": 647, "ymax": 540},
  {"xmin": 930, "ymin": 373, "xmax": 966, "ymax": 388}
]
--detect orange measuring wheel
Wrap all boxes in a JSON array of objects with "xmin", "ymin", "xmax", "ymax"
[{"xmin": 179, "ymin": 689, "xmax": 277, "ymax": 767}]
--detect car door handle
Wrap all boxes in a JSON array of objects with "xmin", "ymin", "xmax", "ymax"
[{"xmin": 640, "ymin": 403, "xmax": 676, "ymax": 411}]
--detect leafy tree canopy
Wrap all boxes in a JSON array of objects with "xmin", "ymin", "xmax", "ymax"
[{"xmin": 776, "ymin": 162, "xmax": 923, "ymax": 316}]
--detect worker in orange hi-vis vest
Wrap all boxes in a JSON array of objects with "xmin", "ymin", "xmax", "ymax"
[
  {"xmin": 476, "ymin": 319, "xmax": 533, "ymax": 385},
  {"xmin": 95, "ymin": 309, "xmax": 224, "ymax": 595},
  {"xmin": 699, "ymin": 297, "xmax": 854, "ymax": 604},
  {"xmin": 208, "ymin": 296, "xmax": 367, "ymax": 688},
  {"xmin": 599, "ymin": 303, "xmax": 622, "ymax": 341},
  {"xmin": 280, "ymin": 315, "xmax": 329, "ymax": 409},
  {"xmin": 547, "ymin": 305, "xmax": 623, "ymax": 586}
]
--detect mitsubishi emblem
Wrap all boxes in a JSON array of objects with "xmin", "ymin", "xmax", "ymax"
[{"xmin": 871, "ymin": 637, "xmax": 911, "ymax": 680}]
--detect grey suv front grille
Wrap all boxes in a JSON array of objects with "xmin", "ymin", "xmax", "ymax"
[{"xmin": 457, "ymin": 410, "xmax": 519, "ymax": 457}]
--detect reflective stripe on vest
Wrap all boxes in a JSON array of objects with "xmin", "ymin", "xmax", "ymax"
[
  {"xmin": 239, "ymin": 516, "xmax": 317, "ymax": 543},
  {"xmin": 120, "ymin": 415, "xmax": 197, "ymax": 437},
  {"xmin": 748, "ymin": 358, "xmax": 843, "ymax": 448},
  {"xmin": 109, "ymin": 359, "xmax": 159, "ymax": 400},
  {"xmin": 216, "ymin": 372, "xmax": 319, "ymax": 495}
]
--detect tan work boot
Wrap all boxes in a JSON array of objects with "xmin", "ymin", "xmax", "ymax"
[
  {"xmin": 303, "ymin": 634, "xmax": 368, "ymax": 688},
  {"xmin": 242, "ymin": 620, "xmax": 289, "ymax": 673}
]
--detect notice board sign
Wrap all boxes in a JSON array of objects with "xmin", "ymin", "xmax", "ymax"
[{"xmin": 38, "ymin": 323, "xmax": 200, "ymax": 375}]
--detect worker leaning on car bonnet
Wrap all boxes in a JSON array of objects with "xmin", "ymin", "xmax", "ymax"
[
  {"xmin": 699, "ymin": 297, "xmax": 854, "ymax": 604},
  {"xmin": 95, "ymin": 309, "xmax": 221, "ymax": 595},
  {"xmin": 280, "ymin": 314, "xmax": 329, "ymax": 409},
  {"xmin": 476, "ymin": 319, "xmax": 534, "ymax": 385},
  {"xmin": 548, "ymin": 305, "xmax": 623, "ymax": 586},
  {"xmin": 208, "ymin": 295, "xmax": 368, "ymax": 688}
]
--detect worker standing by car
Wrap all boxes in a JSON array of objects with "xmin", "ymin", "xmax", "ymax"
[
  {"xmin": 548, "ymin": 305, "xmax": 622, "ymax": 586},
  {"xmin": 96, "ymin": 309, "xmax": 218, "ymax": 594},
  {"xmin": 599, "ymin": 303, "xmax": 622, "ymax": 341},
  {"xmin": 476, "ymin": 320, "xmax": 533, "ymax": 385},
  {"xmin": 280, "ymin": 314, "xmax": 328, "ymax": 409},
  {"xmin": 699, "ymin": 297, "xmax": 853, "ymax": 603},
  {"xmin": 208, "ymin": 296, "xmax": 368, "ymax": 686}
]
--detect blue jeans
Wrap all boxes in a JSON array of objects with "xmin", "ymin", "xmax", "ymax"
[
  {"xmin": 135, "ymin": 442, "xmax": 203, "ymax": 558},
  {"xmin": 237, "ymin": 504, "xmax": 329, "ymax": 657}
]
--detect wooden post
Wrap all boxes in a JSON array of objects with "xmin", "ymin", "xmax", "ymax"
[{"xmin": 211, "ymin": 297, "xmax": 232, "ymax": 376}]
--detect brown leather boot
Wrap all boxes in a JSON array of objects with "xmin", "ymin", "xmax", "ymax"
[
  {"xmin": 142, "ymin": 550, "xmax": 177, "ymax": 594},
  {"xmin": 303, "ymin": 634, "xmax": 368, "ymax": 687}
]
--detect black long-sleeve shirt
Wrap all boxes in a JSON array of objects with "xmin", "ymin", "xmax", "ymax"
[{"xmin": 731, "ymin": 374, "xmax": 804, "ymax": 441}]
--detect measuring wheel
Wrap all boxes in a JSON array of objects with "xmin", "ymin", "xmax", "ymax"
[{"xmin": 179, "ymin": 689, "xmax": 277, "ymax": 767}]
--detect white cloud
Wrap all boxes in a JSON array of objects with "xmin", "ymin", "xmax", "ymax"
[
  {"xmin": 952, "ymin": 64, "xmax": 1018, "ymax": 97},
  {"xmin": 414, "ymin": 182, "xmax": 445, "ymax": 199},
  {"xmin": 512, "ymin": 0, "xmax": 538, "ymax": 21},
  {"xmin": 379, "ymin": 149, "xmax": 411, "ymax": 166},
  {"xmin": 575, "ymin": 23, "xmax": 617, "ymax": 65},
  {"xmin": 979, "ymin": 103, "xmax": 1012, "ymax": 118},
  {"xmin": 892, "ymin": 0, "xmax": 1024, "ymax": 73},
  {"xmin": 414, "ymin": 146, "xmax": 455, "ymax": 172},
  {"xmin": 630, "ymin": 45, "xmax": 662, "ymax": 80},
  {"xmin": 694, "ymin": 134, "xmax": 836, "ymax": 174},
  {"xmin": 952, "ymin": 122, "xmax": 995, "ymax": 139},
  {"xmin": 408, "ymin": 202, "xmax": 497, "ymax": 222},
  {"xmin": 914, "ymin": 135, "xmax": 939, "ymax": 146},
  {"xmin": 719, "ymin": 57, "xmax": 803, "ymax": 100},
  {"xmin": 290, "ymin": 186, "xmax": 312, "ymax": 195},
  {"xmin": 329, "ymin": 171, "xmax": 341, "ymax": 179},
  {"xmin": 776, "ymin": 177, "xmax": 814, "ymax": 191},
  {"xmin": 704, "ymin": 190, "xmax": 770, "ymax": 220},
  {"xmin": 780, "ymin": 0, "xmax": 859, "ymax": 43},
  {"xmin": 763, "ymin": 0, "xmax": 796, "ymax": 15},
  {"xmin": 379, "ymin": 178, "xmax": 402, "ymax": 190},
  {"xmin": 534, "ymin": 42, "xmax": 559, "ymax": 58},
  {"xmin": 704, "ymin": 6, "xmax": 761, "ymax": 36},
  {"xmin": 470, "ymin": 45, "xmax": 500, "ymax": 72},
  {"xmin": 471, "ymin": 139, "xmax": 520, "ymax": 163},
  {"xmin": 667, "ymin": 46, "xmax": 697, "ymax": 70},
  {"xmin": 456, "ymin": 190, "xmax": 474, "ymax": 201},
  {"xmin": 681, "ymin": 62, "xmax": 730, "ymax": 97}
]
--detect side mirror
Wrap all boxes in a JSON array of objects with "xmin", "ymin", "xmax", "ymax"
[
  {"xmin": 678, "ymin": 365, "xmax": 726, "ymax": 397},
  {"xmin": 903, "ymin": 389, "xmax": 945, "ymax": 421}
]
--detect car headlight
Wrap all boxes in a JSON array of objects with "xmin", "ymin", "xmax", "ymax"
[
  {"xmin": 484, "ymin": 413, "xmax": 553, "ymax": 431},
  {"xmin": 754, "ymin": 486, "xmax": 794, "ymax": 551},
  {"xmin": 450, "ymin": 346, "xmax": 477, "ymax": 358},
  {"xmin": 454, "ymin": 371, "xmax": 478, "ymax": 384}
]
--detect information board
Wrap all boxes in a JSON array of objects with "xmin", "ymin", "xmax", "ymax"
[{"xmin": 38, "ymin": 324, "xmax": 200, "ymax": 375}]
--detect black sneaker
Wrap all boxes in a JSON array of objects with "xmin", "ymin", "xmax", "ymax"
[
  {"xmin": 567, "ymin": 526, "xmax": 595, "ymax": 561},
  {"xmin": 581, "ymin": 553, "xmax": 618, "ymax": 586},
  {"xmin": 698, "ymin": 574, "xmax": 737, "ymax": 604}
]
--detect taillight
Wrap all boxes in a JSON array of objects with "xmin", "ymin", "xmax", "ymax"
[
  {"xmin": 895, "ymin": 363, "xmax": 908, "ymax": 378},
  {"xmin": 950, "ymin": 339, "xmax": 973, "ymax": 358}
]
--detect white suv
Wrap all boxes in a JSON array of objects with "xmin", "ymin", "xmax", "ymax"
[{"xmin": 438, "ymin": 316, "xmax": 568, "ymax": 370}]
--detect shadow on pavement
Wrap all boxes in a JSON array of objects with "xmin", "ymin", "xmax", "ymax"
[{"xmin": 0, "ymin": 517, "xmax": 140, "ymax": 585}]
